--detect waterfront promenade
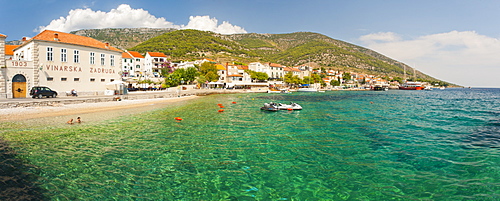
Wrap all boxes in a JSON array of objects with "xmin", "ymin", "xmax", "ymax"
[{"xmin": 0, "ymin": 86, "xmax": 262, "ymax": 109}]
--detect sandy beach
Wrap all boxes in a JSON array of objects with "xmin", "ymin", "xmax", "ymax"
[{"xmin": 0, "ymin": 95, "xmax": 201, "ymax": 123}]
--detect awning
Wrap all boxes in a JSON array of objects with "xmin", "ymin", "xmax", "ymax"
[{"xmin": 208, "ymin": 82, "xmax": 224, "ymax": 85}]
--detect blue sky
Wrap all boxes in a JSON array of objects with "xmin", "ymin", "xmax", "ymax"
[{"xmin": 2, "ymin": 0, "xmax": 500, "ymax": 87}]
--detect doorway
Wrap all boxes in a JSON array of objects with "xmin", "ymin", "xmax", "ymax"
[{"xmin": 12, "ymin": 74, "xmax": 27, "ymax": 98}]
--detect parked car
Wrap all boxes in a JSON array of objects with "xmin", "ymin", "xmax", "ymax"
[{"xmin": 30, "ymin": 86, "xmax": 58, "ymax": 98}]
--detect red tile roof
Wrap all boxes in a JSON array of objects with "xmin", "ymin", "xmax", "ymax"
[
  {"xmin": 122, "ymin": 52, "xmax": 133, "ymax": 59},
  {"xmin": 19, "ymin": 30, "xmax": 121, "ymax": 52},
  {"xmin": 228, "ymin": 74, "xmax": 243, "ymax": 77},
  {"xmin": 147, "ymin": 52, "xmax": 167, "ymax": 57},
  {"xmin": 128, "ymin": 51, "xmax": 144, "ymax": 58},
  {"xmin": 5, "ymin": 45, "xmax": 19, "ymax": 56},
  {"xmin": 269, "ymin": 63, "xmax": 283, "ymax": 67},
  {"xmin": 284, "ymin": 67, "xmax": 301, "ymax": 72},
  {"xmin": 0, "ymin": 34, "xmax": 6, "ymax": 38}
]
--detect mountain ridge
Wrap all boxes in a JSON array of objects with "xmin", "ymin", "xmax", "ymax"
[{"xmin": 73, "ymin": 28, "xmax": 454, "ymax": 86}]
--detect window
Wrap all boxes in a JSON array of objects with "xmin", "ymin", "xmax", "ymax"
[
  {"xmin": 47, "ymin": 47, "xmax": 53, "ymax": 61},
  {"xmin": 61, "ymin": 77, "xmax": 67, "ymax": 81},
  {"xmin": 101, "ymin": 79, "xmax": 105, "ymax": 82},
  {"xmin": 74, "ymin": 78, "xmax": 80, "ymax": 81},
  {"xmin": 110, "ymin": 55, "xmax": 115, "ymax": 66},
  {"xmin": 90, "ymin": 52, "xmax": 95, "ymax": 64},
  {"xmin": 100, "ymin": 54, "xmax": 105, "ymax": 65},
  {"xmin": 136, "ymin": 65, "xmax": 140, "ymax": 69},
  {"xmin": 61, "ymin": 49, "xmax": 67, "ymax": 62},
  {"xmin": 74, "ymin": 50, "xmax": 79, "ymax": 63},
  {"xmin": 90, "ymin": 78, "xmax": 95, "ymax": 82},
  {"xmin": 136, "ymin": 59, "xmax": 140, "ymax": 62},
  {"xmin": 47, "ymin": 77, "xmax": 54, "ymax": 81},
  {"xmin": 110, "ymin": 79, "xmax": 115, "ymax": 82}
]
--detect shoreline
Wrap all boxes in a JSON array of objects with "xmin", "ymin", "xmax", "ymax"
[{"xmin": 0, "ymin": 95, "xmax": 201, "ymax": 123}]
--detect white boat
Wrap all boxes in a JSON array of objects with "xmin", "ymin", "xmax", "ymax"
[
  {"xmin": 261, "ymin": 102, "xmax": 302, "ymax": 111},
  {"xmin": 297, "ymin": 87, "xmax": 317, "ymax": 92},
  {"xmin": 260, "ymin": 103, "xmax": 279, "ymax": 111},
  {"xmin": 268, "ymin": 88, "xmax": 292, "ymax": 94},
  {"xmin": 276, "ymin": 102, "xmax": 302, "ymax": 110}
]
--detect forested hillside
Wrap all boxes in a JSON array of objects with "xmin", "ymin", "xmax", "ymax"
[
  {"xmin": 74, "ymin": 28, "xmax": 451, "ymax": 84},
  {"xmin": 71, "ymin": 28, "xmax": 175, "ymax": 49}
]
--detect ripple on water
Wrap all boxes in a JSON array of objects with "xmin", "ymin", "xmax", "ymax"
[{"xmin": 1, "ymin": 90, "xmax": 500, "ymax": 200}]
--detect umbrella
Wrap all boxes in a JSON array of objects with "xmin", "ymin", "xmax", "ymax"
[
  {"xmin": 106, "ymin": 80, "xmax": 126, "ymax": 94},
  {"xmin": 106, "ymin": 80, "xmax": 126, "ymax": 85}
]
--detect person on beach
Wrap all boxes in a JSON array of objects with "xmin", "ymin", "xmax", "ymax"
[
  {"xmin": 76, "ymin": 117, "xmax": 82, "ymax": 123},
  {"xmin": 67, "ymin": 119, "xmax": 74, "ymax": 124},
  {"xmin": 71, "ymin": 89, "xmax": 78, "ymax": 97}
]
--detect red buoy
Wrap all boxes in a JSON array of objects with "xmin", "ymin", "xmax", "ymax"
[
  {"xmin": 218, "ymin": 109, "xmax": 224, "ymax": 112},
  {"xmin": 287, "ymin": 108, "xmax": 293, "ymax": 111},
  {"xmin": 232, "ymin": 102, "xmax": 237, "ymax": 104},
  {"xmin": 219, "ymin": 105, "xmax": 225, "ymax": 108},
  {"xmin": 174, "ymin": 117, "xmax": 183, "ymax": 121}
]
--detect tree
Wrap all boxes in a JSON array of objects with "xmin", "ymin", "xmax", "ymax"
[
  {"xmin": 199, "ymin": 62, "xmax": 217, "ymax": 75},
  {"xmin": 302, "ymin": 76, "xmax": 312, "ymax": 85},
  {"xmin": 284, "ymin": 72, "xmax": 302, "ymax": 86},
  {"xmin": 199, "ymin": 62, "xmax": 219, "ymax": 82},
  {"xmin": 205, "ymin": 71, "xmax": 219, "ymax": 82},
  {"xmin": 342, "ymin": 72, "xmax": 351, "ymax": 83},
  {"xmin": 330, "ymin": 80, "xmax": 340, "ymax": 86},
  {"xmin": 245, "ymin": 70, "xmax": 268, "ymax": 82},
  {"xmin": 311, "ymin": 74, "xmax": 322, "ymax": 83},
  {"xmin": 183, "ymin": 67, "xmax": 199, "ymax": 84},
  {"xmin": 196, "ymin": 75, "xmax": 207, "ymax": 88}
]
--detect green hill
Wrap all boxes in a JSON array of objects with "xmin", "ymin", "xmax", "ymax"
[
  {"xmin": 73, "ymin": 28, "xmax": 453, "ymax": 85},
  {"xmin": 71, "ymin": 28, "xmax": 175, "ymax": 50}
]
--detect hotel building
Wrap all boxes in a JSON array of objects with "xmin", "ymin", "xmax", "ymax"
[{"xmin": 0, "ymin": 30, "xmax": 122, "ymax": 98}]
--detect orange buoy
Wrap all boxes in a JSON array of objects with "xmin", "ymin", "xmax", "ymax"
[
  {"xmin": 287, "ymin": 108, "xmax": 293, "ymax": 111},
  {"xmin": 174, "ymin": 117, "xmax": 183, "ymax": 121},
  {"xmin": 217, "ymin": 103, "xmax": 223, "ymax": 106},
  {"xmin": 219, "ymin": 105, "xmax": 224, "ymax": 108},
  {"xmin": 218, "ymin": 109, "xmax": 224, "ymax": 112},
  {"xmin": 232, "ymin": 102, "xmax": 237, "ymax": 104}
]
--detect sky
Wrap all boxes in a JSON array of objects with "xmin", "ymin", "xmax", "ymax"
[{"xmin": 1, "ymin": 0, "xmax": 500, "ymax": 87}]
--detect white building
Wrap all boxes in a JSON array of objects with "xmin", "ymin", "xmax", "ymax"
[
  {"xmin": 0, "ymin": 30, "xmax": 122, "ymax": 98},
  {"xmin": 226, "ymin": 63, "xmax": 250, "ymax": 84},
  {"xmin": 265, "ymin": 63, "xmax": 285, "ymax": 80},
  {"xmin": 171, "ymin": 61, "xmax": 196, "ymax": 70},
  {"xmin": 122, "ymin": 51, "xmax": 145, "ymax": 77},
  {"xmin": 248, "ymin": 62, "xmax": 268, "ymax": 74},
  {"xmin": 144, "ymin": 52, "xmax": 169, "ymax": 78},
  {"xmin": 284, "ymin": 67, "xmax": 301, "ymax": 78}
]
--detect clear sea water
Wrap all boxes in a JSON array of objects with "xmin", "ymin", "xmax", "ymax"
[{"xmin": 1, "ymin": 88, "xmax": 500, "ymax": 200}]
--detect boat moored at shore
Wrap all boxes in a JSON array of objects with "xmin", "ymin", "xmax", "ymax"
[{"xmin": 399, "ymin": 82, "xmax": 424, "ymax": 90}]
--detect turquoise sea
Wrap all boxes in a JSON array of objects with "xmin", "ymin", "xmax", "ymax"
[{"xmin": 1, "ymin": 88, "xmax": 500, "ymax": 200}]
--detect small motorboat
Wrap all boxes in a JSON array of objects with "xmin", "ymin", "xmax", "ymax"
[
  {"xmin": 276, "ymin": 102, "xmax": 302, "ymax": 110},
  {"xmin": 261, "ymin": 102, "xmax": 302, "ymax": 111},
  {"xmin": 260, "ymin": 102, "xmax": 279, "ymax": 111}
]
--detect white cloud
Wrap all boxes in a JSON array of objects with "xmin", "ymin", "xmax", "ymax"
[
  {"xmin": 181, "ymin": 16, "xmax": 247, "ymax": 34},
  {"xmin": 36, "ymin": 4, "xmax": 247, "ymax": 35},
  {"xmin": 359, "ymin": 31, "xmax": 500, "ymax": 87},
  {"xmin": 359, "ymin": 32, "xmax": 402, "ymax": 43}
]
